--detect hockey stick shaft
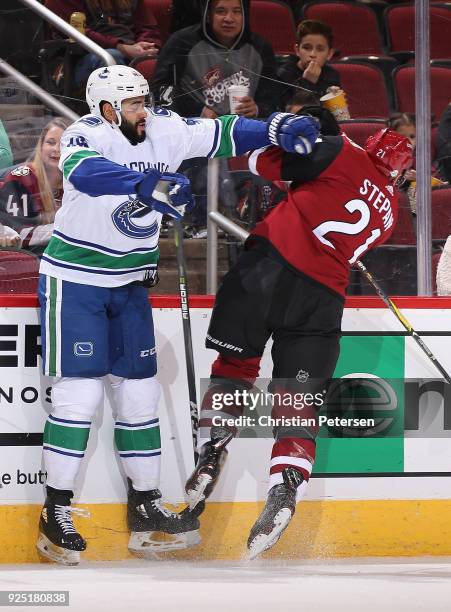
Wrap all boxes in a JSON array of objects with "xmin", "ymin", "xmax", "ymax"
[
  {"xmin": 356, "ymin": 260, "xmax": 451, "ymax": 383},
  {"xmin": 174, "ymin": 221, "xmax": 199, "ymax": 460}
]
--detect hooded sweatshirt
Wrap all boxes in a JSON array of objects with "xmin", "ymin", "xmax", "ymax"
[{"xmin": 152, "ymin": 0, "xmax": 280, "ymax": 118}]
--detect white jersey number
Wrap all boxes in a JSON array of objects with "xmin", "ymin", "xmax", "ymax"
[
  {"xmin": 6, "ymin": 194, "xmax": 28, "ymax": 217},
  {"xmin": 312, "ymin": 198, "xmax": 381, "ymax": 264}
]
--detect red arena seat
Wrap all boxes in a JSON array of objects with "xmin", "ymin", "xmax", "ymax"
[
  {"xmin": 0, "ymin": 250, "xmax": 39, "ymax": 294},
  {"xmin": 330, "ymin": 62, "xmax": 390, "ymax": 118},
  {"xmin": 250, "ymin": 0, "xmax": 297, "ymax": 55},
  {"xmin": 339, "ymin": 119, "xmax": 386, "ymax": 147},
  {"xmin": 302, "ymin": 1, "xmax": 383, "ymax": 58}
]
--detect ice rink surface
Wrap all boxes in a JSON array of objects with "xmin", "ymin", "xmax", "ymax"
[{"xmin": 1, "ymin": 557, "xmax": 451, "ymax": 611}]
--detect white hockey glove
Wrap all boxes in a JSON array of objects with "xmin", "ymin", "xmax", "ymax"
[{"xmin": 267, "ymin": 112, "xmax": 320, "ymax": 155}]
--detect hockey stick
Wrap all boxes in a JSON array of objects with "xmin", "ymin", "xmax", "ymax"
[
  {"xmin": 174, "ymin": 220, "xmax": 199, "ymax": 462},
  {"xmin": 356, "ymin": 260, "xmax": 451, "ymax": 383}
]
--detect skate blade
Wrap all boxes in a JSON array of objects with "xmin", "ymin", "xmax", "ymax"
[
  {"xmin": 186, "ymin": 474, "xmax": 212, "ymax": 510},
  {"xmin": 246, "ymin": 508, "xmax": 293, "ymax": 561},
  {"xmin": 36, "ymin": 533, "xmax": 81, "ymax": 566},
  {"xmin": 128, "ymin": 529, "xmax": 201, "ymax": 556}
]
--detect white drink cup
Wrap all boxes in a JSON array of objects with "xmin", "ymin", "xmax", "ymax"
[{"xmin": 228, "ymin": 84, "xmax": 249, "ymax": 114}]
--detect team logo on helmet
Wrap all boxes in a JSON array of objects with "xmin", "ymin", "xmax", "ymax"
[{"xmin": 112, "ymin": 199, "xmax": 159, "ymax": 239}]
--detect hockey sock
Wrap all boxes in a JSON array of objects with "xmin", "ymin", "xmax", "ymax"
[
  {"xmin": 115, "ymin": 418, "xmax": 161, "ymax": 491},
  {"xmin": 269, "ymin": 437, "xmax": 316, "ymax": 502},
  {"xmin": 43, "ymin": 414, "xmax": 91, "ymax": 491}
]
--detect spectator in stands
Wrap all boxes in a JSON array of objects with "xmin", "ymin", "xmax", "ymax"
[
  {"xmin": 0, "ymin": 117, "xmax": 70, "ymax": 253},
  {"xmin": 170, "ymin": 0, "xmax": 204, "ymax": 33},
  {"xmin": 45, "ymin": 0, "xmax": 161, "ymax": 86},
  {"xmin": 387, "ymin": 112, "xmax": 417, "ymax": 183},
  {"xmin": 437, "ymin": 103, "xmax": 451, "ymax": 183},
  {"xmin": 388, "ymin": 112, "xmax": 416, "ymax": 147},
  {"xmin": 152, "ymin": 0, "xmax": 280, "ymax": 119},
  {"xmin": 0, "ymin": 119, "xmax": 13, "ymax": 171},
  {"xmin": 153, "ymin": 0, "xmax": 281, "ymax": 235},
  {"xmin": 278, "ymin": 19, "xmax": 341, "ymax": 109}
]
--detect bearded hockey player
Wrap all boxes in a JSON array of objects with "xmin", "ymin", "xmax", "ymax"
[
  {"xmin": 36, "ymin": 64, "xmax": 319, "ymax": 565},
  {"xmin": 185, "ymin": 128, "xmax": 413, "ymax": 559}
]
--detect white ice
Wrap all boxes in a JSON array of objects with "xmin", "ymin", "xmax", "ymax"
[{"xmin": 1, "ymin": 558, "xmax": 451, "ymax": 611}]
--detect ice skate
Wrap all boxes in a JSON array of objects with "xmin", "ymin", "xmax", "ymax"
[
  {"xmin": 127, "ymin": 486, "xmax": 201, "ymax": 556},
  {"xmin": 36, "ymin": 487, "xmax": 89, "ymax": 566},
  {"xmin": 247, "ymin": 467, "xmax": 303, "ymax": 560},
  {"xmin": 185, "ymin": 427, "xmax": 234, "ymax": 510}
]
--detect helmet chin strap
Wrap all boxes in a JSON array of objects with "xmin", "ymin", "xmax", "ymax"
[{"xmin": 114, "ymin": 108, "xmax": 122, "ymax": 127}]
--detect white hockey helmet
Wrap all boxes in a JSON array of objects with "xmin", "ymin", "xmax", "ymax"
[{"xmin": 86, "ymin": 65, "xmax": 150, "ymax": 116}]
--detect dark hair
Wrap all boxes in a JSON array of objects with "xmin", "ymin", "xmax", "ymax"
[
  {"xmin": 387, "ymin": 113, "xmax": 416, "ymax": 131},
  {"xmin": 296, "ymin": 19, "xmax": 334, "ymax": 48},
  {"xmin": 286, "ymin": 91, "xmax": 320, "ymax": 109}
]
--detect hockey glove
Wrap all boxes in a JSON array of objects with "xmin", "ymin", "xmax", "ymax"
[
  {"xmin": 136, "ymin": 168, "xmax": 163, "ymax": 207},
  {"xmin": 160, "ymin": 172, "xmax": 195, "ymax": 218},
  {"xmin": 267, "ymin": 112, "xmax": 320, "ymax": 155},
  {"xmin": 136, "ymin": 170, "xmax": 194, "ymax": 220}
]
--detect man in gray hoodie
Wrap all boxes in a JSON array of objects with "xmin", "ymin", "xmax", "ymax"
[
  {"xmin": 152, "ymin": 0, "xmax": 281, "ymax": 233},
  {"xmin": 152, "ymin": 0, "xmax": 280, "ymax": 119}
]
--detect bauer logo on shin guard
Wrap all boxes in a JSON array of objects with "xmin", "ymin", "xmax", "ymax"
[{"xmin": 74, "ymin": 342, "xmax": 94, "ymax": 357}]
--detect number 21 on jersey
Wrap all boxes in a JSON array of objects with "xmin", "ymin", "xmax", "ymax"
[{"xmin": 312, "ymin": 198, "xmax": 381, "ymax": 264}]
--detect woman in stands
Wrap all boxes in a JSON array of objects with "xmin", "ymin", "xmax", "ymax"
[{"xmin": 0, "ymin": 117, "xmax": 70, "ymax": 254}]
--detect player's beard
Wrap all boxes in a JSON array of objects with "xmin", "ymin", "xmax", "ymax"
[{"xmin": 119, "ymin": 116, "xmax": 146, "ymax": 146}]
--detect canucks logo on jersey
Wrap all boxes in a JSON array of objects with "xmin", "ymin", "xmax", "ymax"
[{"xmin": 112, "ymin": 199, "xmax": 159, "ymax": 239}]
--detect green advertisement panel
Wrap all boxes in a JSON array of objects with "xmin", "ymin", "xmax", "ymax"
[{"xmin": 314, "ymin": 335, "xmax": 405, "ymax": 474}]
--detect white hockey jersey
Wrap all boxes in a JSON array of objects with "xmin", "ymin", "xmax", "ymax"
[{"xmin": 40, "ymin": 108, "xmax": 265, "ymax": 287}]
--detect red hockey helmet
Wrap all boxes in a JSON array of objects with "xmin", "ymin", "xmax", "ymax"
[{"xmin": 364, "ymin": 128, "xmax": 413, "ymax": 181}]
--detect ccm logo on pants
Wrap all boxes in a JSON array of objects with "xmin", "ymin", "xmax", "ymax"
[{"xmin": 140, "ymin": 348, "xmax": 156, "ymax": 358}]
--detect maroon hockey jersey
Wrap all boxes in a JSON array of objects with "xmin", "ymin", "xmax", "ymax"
[
  {"xmin": 0, "ymin": 164, "xmax": 60, "ymax": 249},
  {"xmin": 248, "ymin": 135, "xmax": 398, "ymax": 296}
]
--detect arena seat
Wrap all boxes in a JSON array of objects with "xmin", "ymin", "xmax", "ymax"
[
  {"xmin": 339, "ymin": 118, "xmax": 386, "ymax": 147},
  {"xmin": 302, "ymin": 1, "xmax": 384, "ymax": 58},
  {"xmin": 0, "ymin": 250, "xmax": 39, "ymax": 294},
  {"xmin": 393, "ymin": 65, "xmax": 451, "ymax": 122},
  {"xmin": 330, "ymin": 61, "xmax": 391, "ymax": 118},
  {"xmin": 250, "ymin": 0, "xmax": 297, "ymax": 55},
  {"xmin": 385, "ymin": 3, "xmax": 451, "ymax": 61}
]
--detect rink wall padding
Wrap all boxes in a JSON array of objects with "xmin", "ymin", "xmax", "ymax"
[
  {"xmin": 1, "ymin": 295, "xmax": 451, "ymax": 562},
  {"xmin": 3, "ymin": 500, "xmax": 451, "ymax": 563}
]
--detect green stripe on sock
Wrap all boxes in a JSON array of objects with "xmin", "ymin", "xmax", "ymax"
[
  {"xmin": 44, "ymin": 420, "xmax": 90, "ymax": 452},
  {"xmin": 215, "ymin": 115, "xmax": 238, "ymax": 158},
  {"xmin": 114, "ymin": 425, "xmax": 161, "ymax": 452},
  {"xmin": 63, "ymin": 150, "xmax": 100, "ymax": 179},
  {"xmin": 48, "ymin": 277, "xmax": 57, "ymax": 376}
]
